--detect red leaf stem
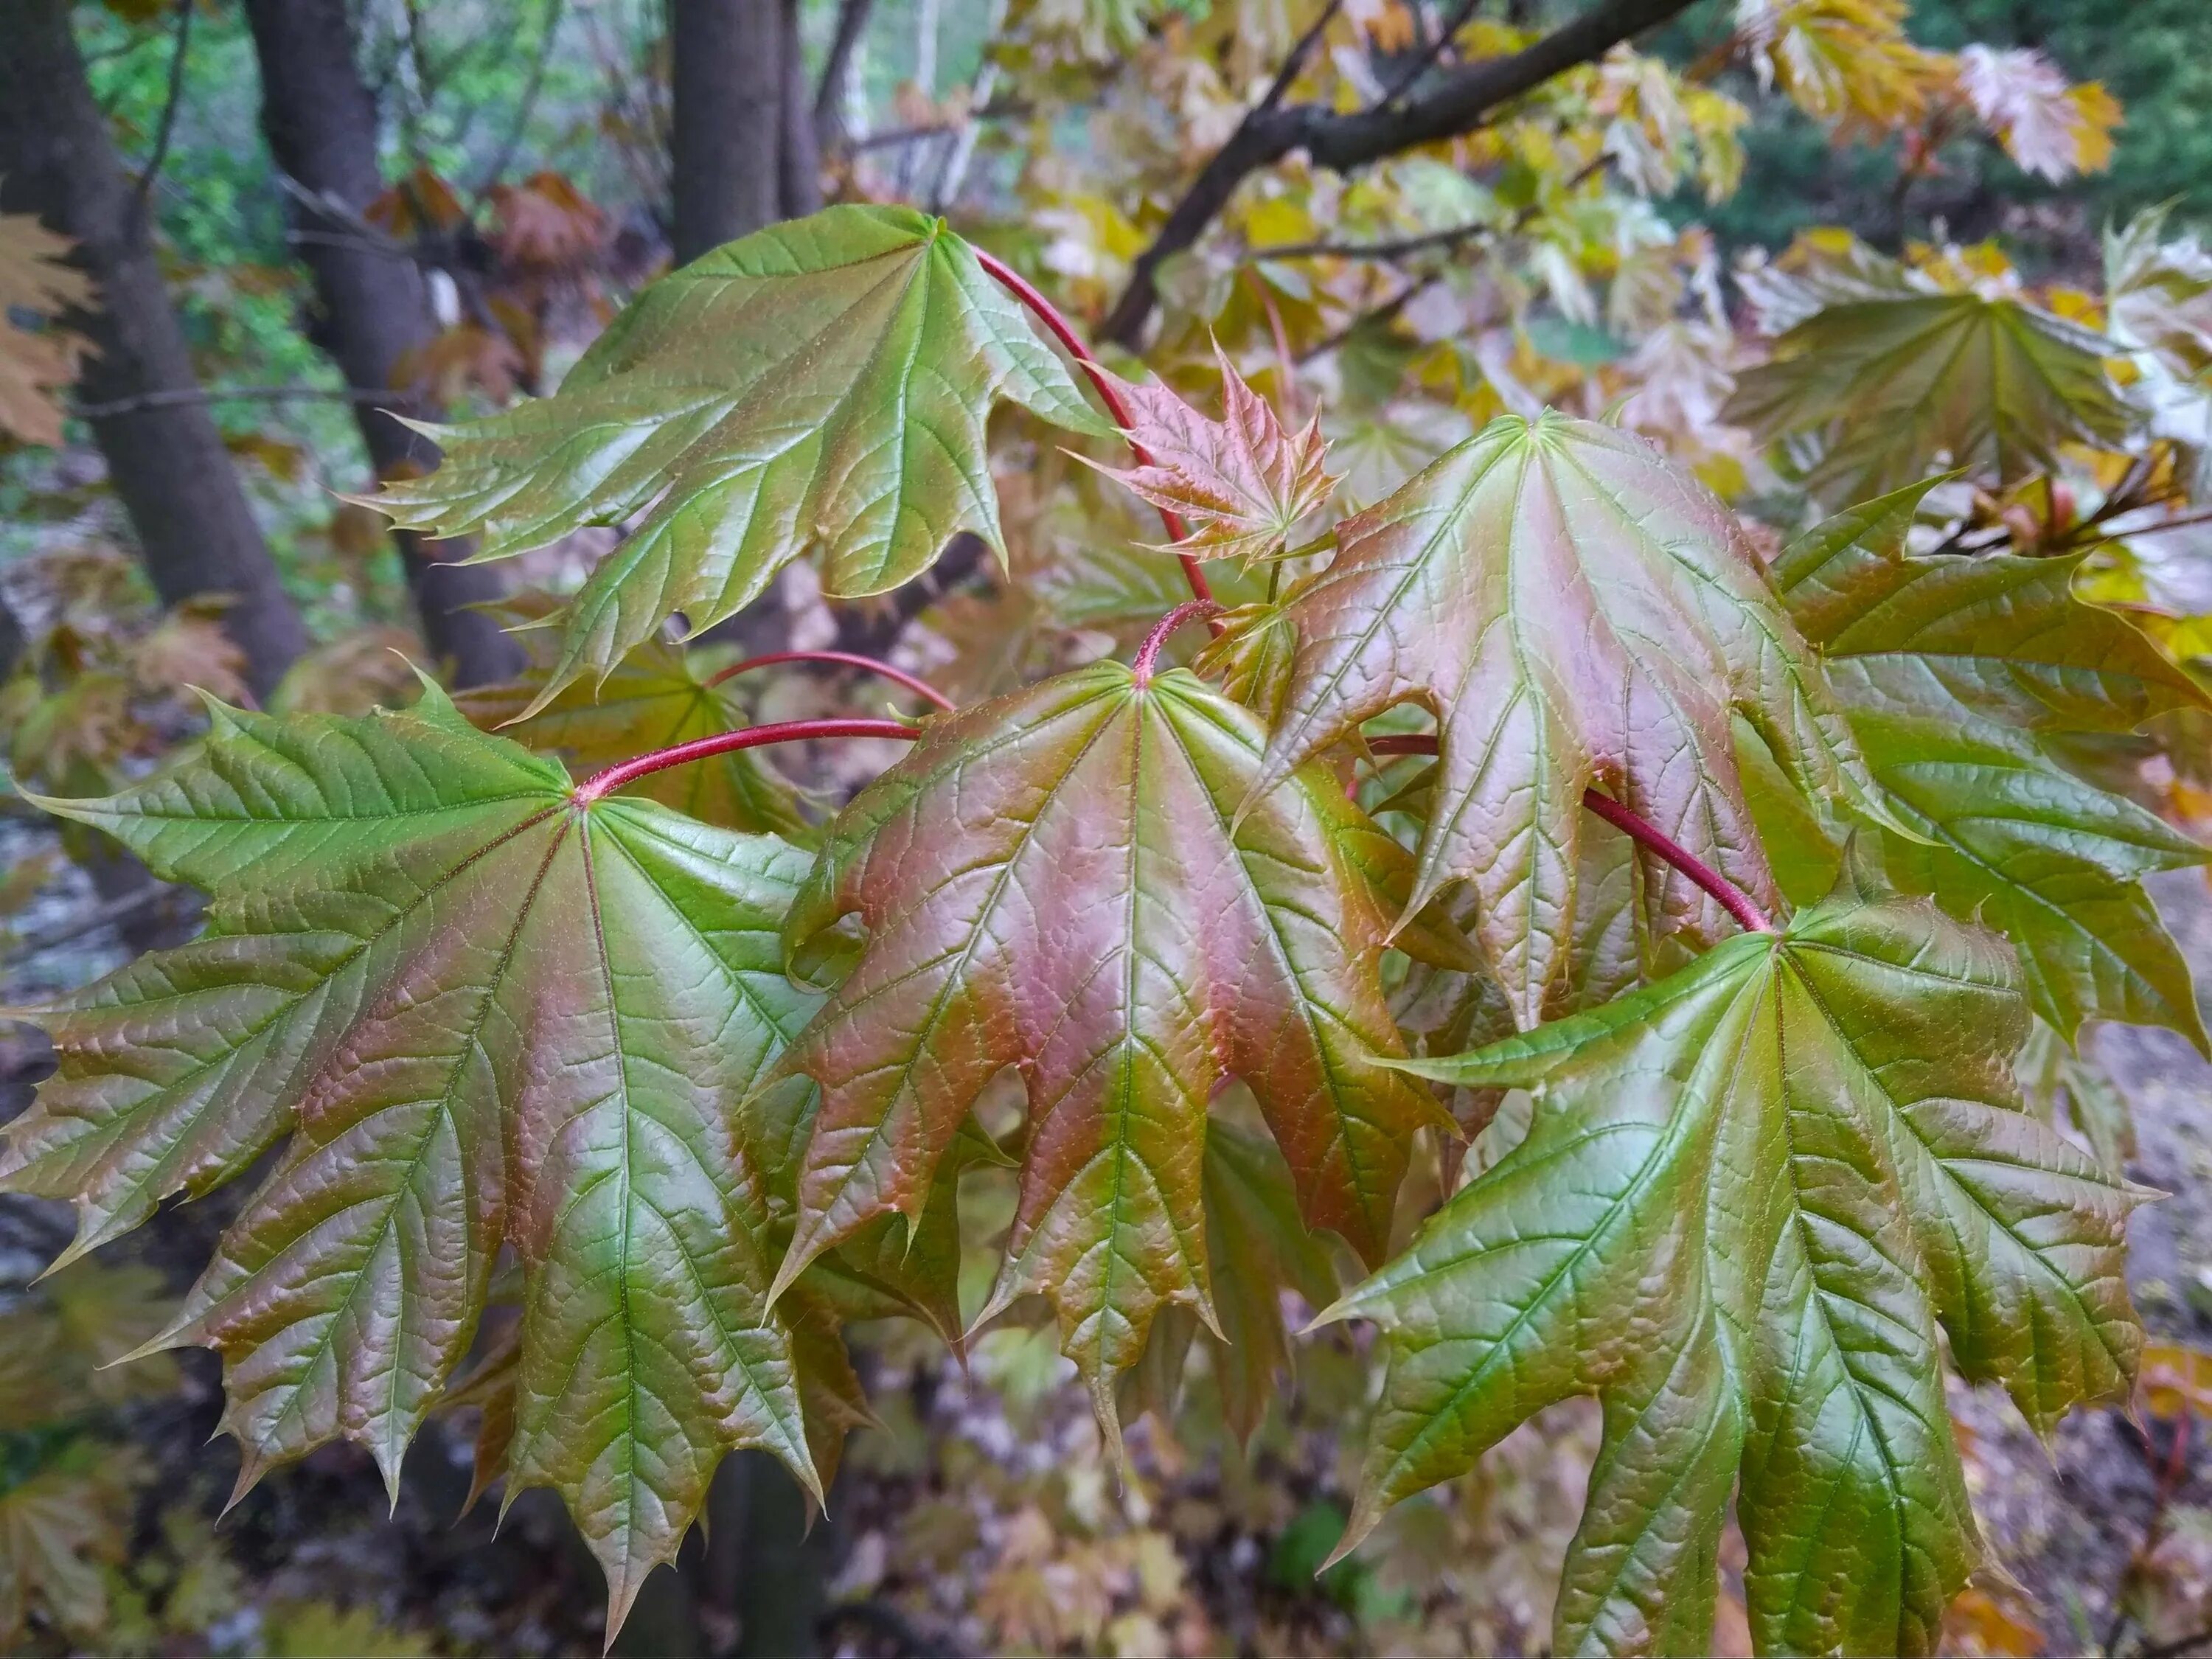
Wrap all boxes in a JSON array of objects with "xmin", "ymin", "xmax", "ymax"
[
  {"xmin": 705, "ymin": 649, "xmax": 956, "ymax": 712},
  {"xmin": 1363, "ymin": 734, "xmax": 1775, "ymax": 934},
  {"xmin": 573, "ymin": 718, "xmax": 922, "ymax": 804}
]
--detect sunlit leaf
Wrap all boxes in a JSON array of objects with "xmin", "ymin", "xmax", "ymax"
[{"xmin": 1956, "ymin": 45, "xmax": 2121, "ymax": 182}]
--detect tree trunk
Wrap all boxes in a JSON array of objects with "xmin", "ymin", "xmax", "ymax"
[
  {"xmin": 239, "ymin": 0, "xmax": 524, "ymax": 689},
  {"xmin": 671, "ymin": 0, "xmax": 785, "ymax": 263},
  {"xmin": 0, "ymin": 0, "xmax": 307, "ymax": 702}
]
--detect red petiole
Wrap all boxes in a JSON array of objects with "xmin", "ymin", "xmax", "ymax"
[
  {"xmin": 1132, "ymin": 600, "xmax": 1222, "ymax": 685},
  {"xmin": 707, "ymin": 648, "xmax": 956, "ymax": 712},
  {"xmin": 573, "ymin": 718, "xmax": 921, "ymax": 804},
  {"xmin": 970, "ymin": 247, "xmax": 1215, "ymax": 608},
  {"xmin": 1364, "ymin": 734, "xmax": 1775, "ymax": 935}
]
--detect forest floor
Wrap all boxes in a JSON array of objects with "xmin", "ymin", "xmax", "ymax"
[{"xmin": 4, "ymin": 816, "xmax": 2211, "ymax": 1656}]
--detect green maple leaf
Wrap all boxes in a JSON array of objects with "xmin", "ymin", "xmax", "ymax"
[
  {"xmin": 1, "ymin": 689, "xmax": 827, "ymax": 1631},
  {"xmin": 768, "ymin": 659, "xmax": 1450, "ymax": 1429},
  {"xmin": 367, "ymin": 205, "xmax": 1113, "ymax": 716},
  {"xmin": 1726, "ymin": 244, "xmax": 2131, "ymax": 501},
  {"xmin": 1327, "ymin": 888, "xmax": 2143, "ymax": 1657},
  {"xmin": 1770, "ymin": 479, "xmax": 2211, "ymax": 1046},
  {"xmin": 456, "ymin": 630, "xmax": 811, "ymax": 837},
  {"xmin": 1247, "ymin": 410, "xmax": 1888, "ymax": 1026}
]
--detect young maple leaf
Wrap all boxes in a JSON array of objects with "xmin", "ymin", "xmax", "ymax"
[
  {"xmin": 1329, "ymin": 888, "xmax": 2143, "ymax": 1656},
  {"xmin": 766, "ymin": 659, "xmax": 1456, "ymax": 1435},
  {"xmin": 1091, "ymin": 347, "xmax": 1337, "ymax": 564},
  {"xmin": 1246, "ymin": 410, "xmax": 1896, "ymax": 1026},
  {"xmin": 1, "ymin": 688, "xmax": 841, "ymax": 1636}
]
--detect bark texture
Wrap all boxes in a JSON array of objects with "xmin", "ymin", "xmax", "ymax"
[
  {"xmin": 671, "ymin": 0, "xmax": 786, "ymax": 263},
  {"xmin": 240, "ymin": 0, "xmax": 524, "ymax": 688},
  {"xmin": 0, "ymin": 0, "xmax": 307, "ymax": 700}
]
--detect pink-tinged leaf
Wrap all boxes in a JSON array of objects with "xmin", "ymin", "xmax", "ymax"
[
  {"xmin": 1956, "ymin": 45, "xmax": 2121, "ymax": 182},
  {"xmin": 1091, "ymin": 347, "xmax": 1337, "ymax": 565},
  {"xmin": 1245, "ymin": 410, "xmax": 1890, "ymax": 1026},
  {"xmin": 769, "ymin": 660, "xmax": 1447, "ymax": 1430}
]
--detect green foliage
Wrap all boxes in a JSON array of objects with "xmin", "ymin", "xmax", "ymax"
[
  {"xmin": 369, "ymin": 206, "xmax": 1113, "ymax": 714},
  {"xmin": 1763, "ymin": 478, "xmax": 2211, "ymax": 1045},
  {"xmin": 4, "ymin": 687, "xmax": 829, "ymax": 1627},
  {"xmin": 1246, "ymin": 409, "xmax": 1885, "ymax": 1023},
  {"xmin": 1335, "ymin": 887, "xmax": 2142, "ymax": 1655}
]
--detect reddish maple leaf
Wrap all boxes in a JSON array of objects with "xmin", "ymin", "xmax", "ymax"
[{"xmin": 1090, "ymin": 346, "xmax": 1336, "ymax": 563}]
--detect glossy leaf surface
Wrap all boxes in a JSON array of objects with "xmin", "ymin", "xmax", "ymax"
[
  {"xmin": 2, "ymin": 690, "xmax": 824, "ymax": 1629},
  {"xmin": 369, "ymin": 206, "xmax": 1112, "ymax": 714},
  {"xmin": 1772, "ymin": 481, "xmax": 2210, "ymax": 1044},
  {"xmin": 1249, "ymin": 410, "xmax": 1878, "ymax": 1025},
  {"xmin": 1330, "ymin": 891, "xmax": 2142, "ymax": 1656},
  {"xmin": 771, "ymin": 660, "xmax": 1444, "ymax": 1425}
]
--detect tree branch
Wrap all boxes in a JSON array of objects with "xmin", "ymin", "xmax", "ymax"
[
  {"xmin": 131, "ymin": 0, "xmax": 193, "ymax": 210},
  {"xmin": 1100, "ymin": 0, "xmax": 1695, "ymax": 347},
  {"xmin": 814, "ymin": 0, "xmax": 877, "ymax": 151}
]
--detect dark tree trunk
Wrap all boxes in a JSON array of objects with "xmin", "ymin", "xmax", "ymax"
[
  {"xmin": 0, "ymin": 0, "xmax": 307, "ymax": 702},
  {"xmin": 671, "ymin": 0, "xmax": 785, "ymax": 263},
  {"xmin": 239, "ymin": 0, "xmax": 524, "ymax": 689}
]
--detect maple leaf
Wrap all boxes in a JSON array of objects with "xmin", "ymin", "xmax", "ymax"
[
  {"xmin": 0, "ymin": 206, "xmax": 91, "ymax": 447},
  {"xmin": 1089, "ymin": 347, "xmax": 1338, "ymax": 565},
  {"xmin": 1726, "ymin": 240, "xmax": 2131, "ymax": 502},
  {"xmin": 456, "ymin": 616, "xmax": 810, "ymax": 837},
  {"xmin": 1955, "ymin": 44, "xmax": 2121, "ymax": 182},
  {"xmin": 0, "ymin": 1449, "xmax": 139, "ymax": 1644},
  {"xmin": 1327, "ymin": 888, "xmax": 2143, "ymax": 1656},
  {"xmin": 1733, "ymin": 0, "xmax": 1938, "ymax": 133},
  {"xmin": 1245, "ymin": 410, "xmax": 1888, "ymax": 1026},
  {"xmin": 767, "ymin": 659, "xmax": 1450, "ymax": 1428},
  {"xmin": 369, "ymin": 205, "xmax": 1113, "ymax": 717},
  {"xmin": 1, "ymin": 688, "xmax": 826, "ymax": 1631},
  {"xmin": 1769, "ymin": 478, "xmax": 2211, "ymax": 1046}
]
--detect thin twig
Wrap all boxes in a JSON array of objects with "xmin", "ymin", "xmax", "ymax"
[
  {"xmin": 132, "ymin": 0, "xmax": 195, "ymax": 211},
  {"xmin": 1248, "ymin": 219, "xmax": 1493, "ymax": 262},
  {"xmin": 469, "ymin": 0, "xmax": 567, "ymax": 206},
  {"xmin": 71, "ymin": 385, "xmax": 409, "ymax": 420},
  {"xmin": 1376, "ymin": 0, "xmax": 1480, "ymax": 105}
]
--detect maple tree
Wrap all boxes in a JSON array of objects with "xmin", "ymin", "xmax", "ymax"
[
  {"xmin": 8, "ymin": 193, "xmax": 2200, "ymax": 1654},
  {"xmin": 7, "ymin": 0, "xmax": 2212, "ymax": 1646}
]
